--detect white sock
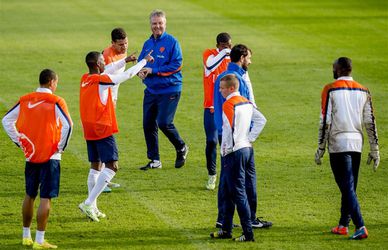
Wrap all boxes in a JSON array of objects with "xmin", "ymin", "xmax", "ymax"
[
  {"xmin": 101, "ymin": 163, "xmax": 113, "ymax": 185},
  {"xmin": 35, "ymin": 230, "xmax": 45, "ymax": 244},
  {"xmin": 85, "ymin": 168, "xmax": 115, "ymax": 206},
  {"xmin": 87, "ymin": 169, "xmax": 100, "ymax": 208},
  {"xmin": 23, "ymin": 227, "xmax": 31, "ymax": 239},
  {"xmin": 101, "ymin": 163, "xmax": 114, "ymax": 185},
  {"xmin": 87, "ymin": 169, "xmax": 100, "ymax": 194}
]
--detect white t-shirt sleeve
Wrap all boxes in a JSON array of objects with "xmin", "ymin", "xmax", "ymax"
[
  {"xmin": 106, "ymin": 59, "xmax": 147, "ymax": 84},
  {"xmin": 2, "ymin": 104, "xmax": 21, "ymax": 144},
  {"xmin": 204, "ymin": 49, "xmax": 230, "ymax": 77},
  {"xmin": 103, "ymin": 58, "xmax": 127, "ymax": 75}
]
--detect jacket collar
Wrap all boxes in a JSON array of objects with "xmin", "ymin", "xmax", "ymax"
[
  {"xmin": 150, "ymin": 32, "xmax": 167, "ymax": 41},
  {"xmin": 337, "ymin": 76, "xmax": 353, "ymax": 81},
  {"xmin": 227, "ymin": 62, "xmax": 246, "ymax": 76},
  {"xmin": 36, "ymin": 87, "xmax": 52, "ymax": 94},
  {"xmin": 226, "ymin": 91, "xmax": 241, "ymax": 100}
]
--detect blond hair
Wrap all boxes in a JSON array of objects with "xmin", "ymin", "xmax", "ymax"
[{"xmin": 220, "ymin": 74, "xmax": 239, "ymax": 89}]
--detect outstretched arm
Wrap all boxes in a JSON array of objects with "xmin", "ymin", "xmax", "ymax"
[
  {"xmin": 104, "ymin": 52, "xmax": 138, "ymax": 75},
  {"xmin": 107, "ymin": 51, "xmax": 154, "ymax": 84}
]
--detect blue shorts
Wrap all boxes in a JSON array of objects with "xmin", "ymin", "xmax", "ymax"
[
  {"xmin": 86, "ymin": 135, "xmax": 118, "ymax": 163},
  {"xmin": 25, "ymin": 160, "xmax": 60, "ymax": 199}
]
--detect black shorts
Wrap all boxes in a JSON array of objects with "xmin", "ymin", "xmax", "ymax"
[{"xmin": 25, "ymin": 160, "xmax": 60, "ymax": 199}]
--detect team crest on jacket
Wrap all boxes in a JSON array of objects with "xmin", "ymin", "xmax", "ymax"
[{"xmin": 159, "ymin": 47, "xmax": 165, "ymax": 53}]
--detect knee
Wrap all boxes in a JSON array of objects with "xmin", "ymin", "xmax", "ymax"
[
  {"xmin": 91, "ymin": 162, "xmax": 102, "ymax": 171},
  {"xmin": 106, "ymin": 161, "xmax": 119, "ymax": 172},
  {"xmin": 158, "ymin": 122, "xmax": 173, "ymax": 131},
  {"xmin": 25, "ymin": 194, "xmax": 36, "ymax": 202},
  {"xmin": 206, "ymin": 139, "xmax": 217, "ymax": 147},
  {"xmin": 39, "ymin": 198, "xmax": 52, "ymax": 210}
]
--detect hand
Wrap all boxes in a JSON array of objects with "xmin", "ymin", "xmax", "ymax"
[
  {"xmin": 137, "ymin": 71, "xmax": 146, "ymax": 80},
  {"xmin": 144, "ymin": 50, "xmax": 154, "ymax": 63},
  {"xmin": 367, "ymin": 150, "xmax": 380, "ymax": 171},
  {"xmin": 315, "ymin": 148, "xmax": 325, "ymax": 165},
  {"xmin": 140, "ymin": 68, "xmax": 152, "ymax": 78},
  {"xmin": 125, "ymin": 52, "xmax": 137, "ymax": 63},
  {"xmin": 224, "ymin": 48, "xmax": 231, "ymax": 55}
]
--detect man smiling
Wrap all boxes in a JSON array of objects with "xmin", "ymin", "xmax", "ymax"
[{"xmin": 137, "ymin": 9, "xmax": 188, "ymax": 170}]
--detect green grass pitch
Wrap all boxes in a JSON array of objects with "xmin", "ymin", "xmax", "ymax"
[{"xmin": 0, "ymin": 0, "xmax": 387, "ymax": 249}]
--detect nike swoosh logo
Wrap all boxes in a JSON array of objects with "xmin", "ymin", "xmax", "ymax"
[
  {"xmin": 28, "ymin": 101, "xmax": 45, "ymax": 109},
  {"xmin": 81, "ymin": 81, "xmax": 90, "ymax": 87}
]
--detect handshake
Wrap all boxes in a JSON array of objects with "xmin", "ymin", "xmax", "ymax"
[{"xmin": 314, "ymin": 147, "xmax": 380, "ymax": 171}]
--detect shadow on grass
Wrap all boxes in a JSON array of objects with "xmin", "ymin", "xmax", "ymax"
[
  {"xmin": 2, "ymin": 227, "xmax": 218, "ymax": 249},
  {"xmin": 2, "ymin": 223, "xmax": 387, "ymax": 249}
]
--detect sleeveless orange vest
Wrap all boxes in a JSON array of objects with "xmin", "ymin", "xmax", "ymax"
[
  {"xmin": 79, "ymin": 73, "xmax": 118, "ymax": 140},
  {"xmin": 16, "ymin": 93, "xmax": 65, "ymax": 163},
  {"xmin": 103, "ymin": 45, "xmax": 127, "ymax": 65}
]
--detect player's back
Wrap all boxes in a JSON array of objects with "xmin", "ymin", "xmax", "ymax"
[
  {"xmin": 322, "ymin": 78, "xmax": 369, "ymax": 153},
  {"xmin": 17, "ymin": 92, "xmax": 63, "ymax": 162}
]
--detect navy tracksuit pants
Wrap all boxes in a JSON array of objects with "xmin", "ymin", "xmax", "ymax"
[
  {"xmin": 203, "ymin": 108, "xmax": 218, "ymax": 176},
  {"xmin": 222, "ymin": 147, "xmax": 256, "ymax": 239},
  {"xmin": 217, "ymin": 146, "xmax": 257, "ymax": 226},
  {"xmin": 143, "ymin": 90, "xmax": 185, "ymax": 161}
]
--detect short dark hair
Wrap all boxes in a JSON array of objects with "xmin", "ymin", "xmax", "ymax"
[
  {"xmin": 111, "ymin": 28, "xmax": 127, "ymax": 42},
  {"xmin": 39, "ymin": 69, "xmax": 57, "ymax": 85},
  {"xmin": 216, "ymin": 32, "xmax": 231, "ymax": 44},
  {"xmin": 230, "ymin": 44, "xmax": 251, "ymax": 63},
  {"xmin": 336, "ymin": 57, "xmax": 352, "ymax": 73},
  {"xmin": 221, "ymin": 74, "xmax": 239, "ymax": 89},
  {"xmin": 85, "ymin": 51, "xmax": 101, "ymax": 68}
]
